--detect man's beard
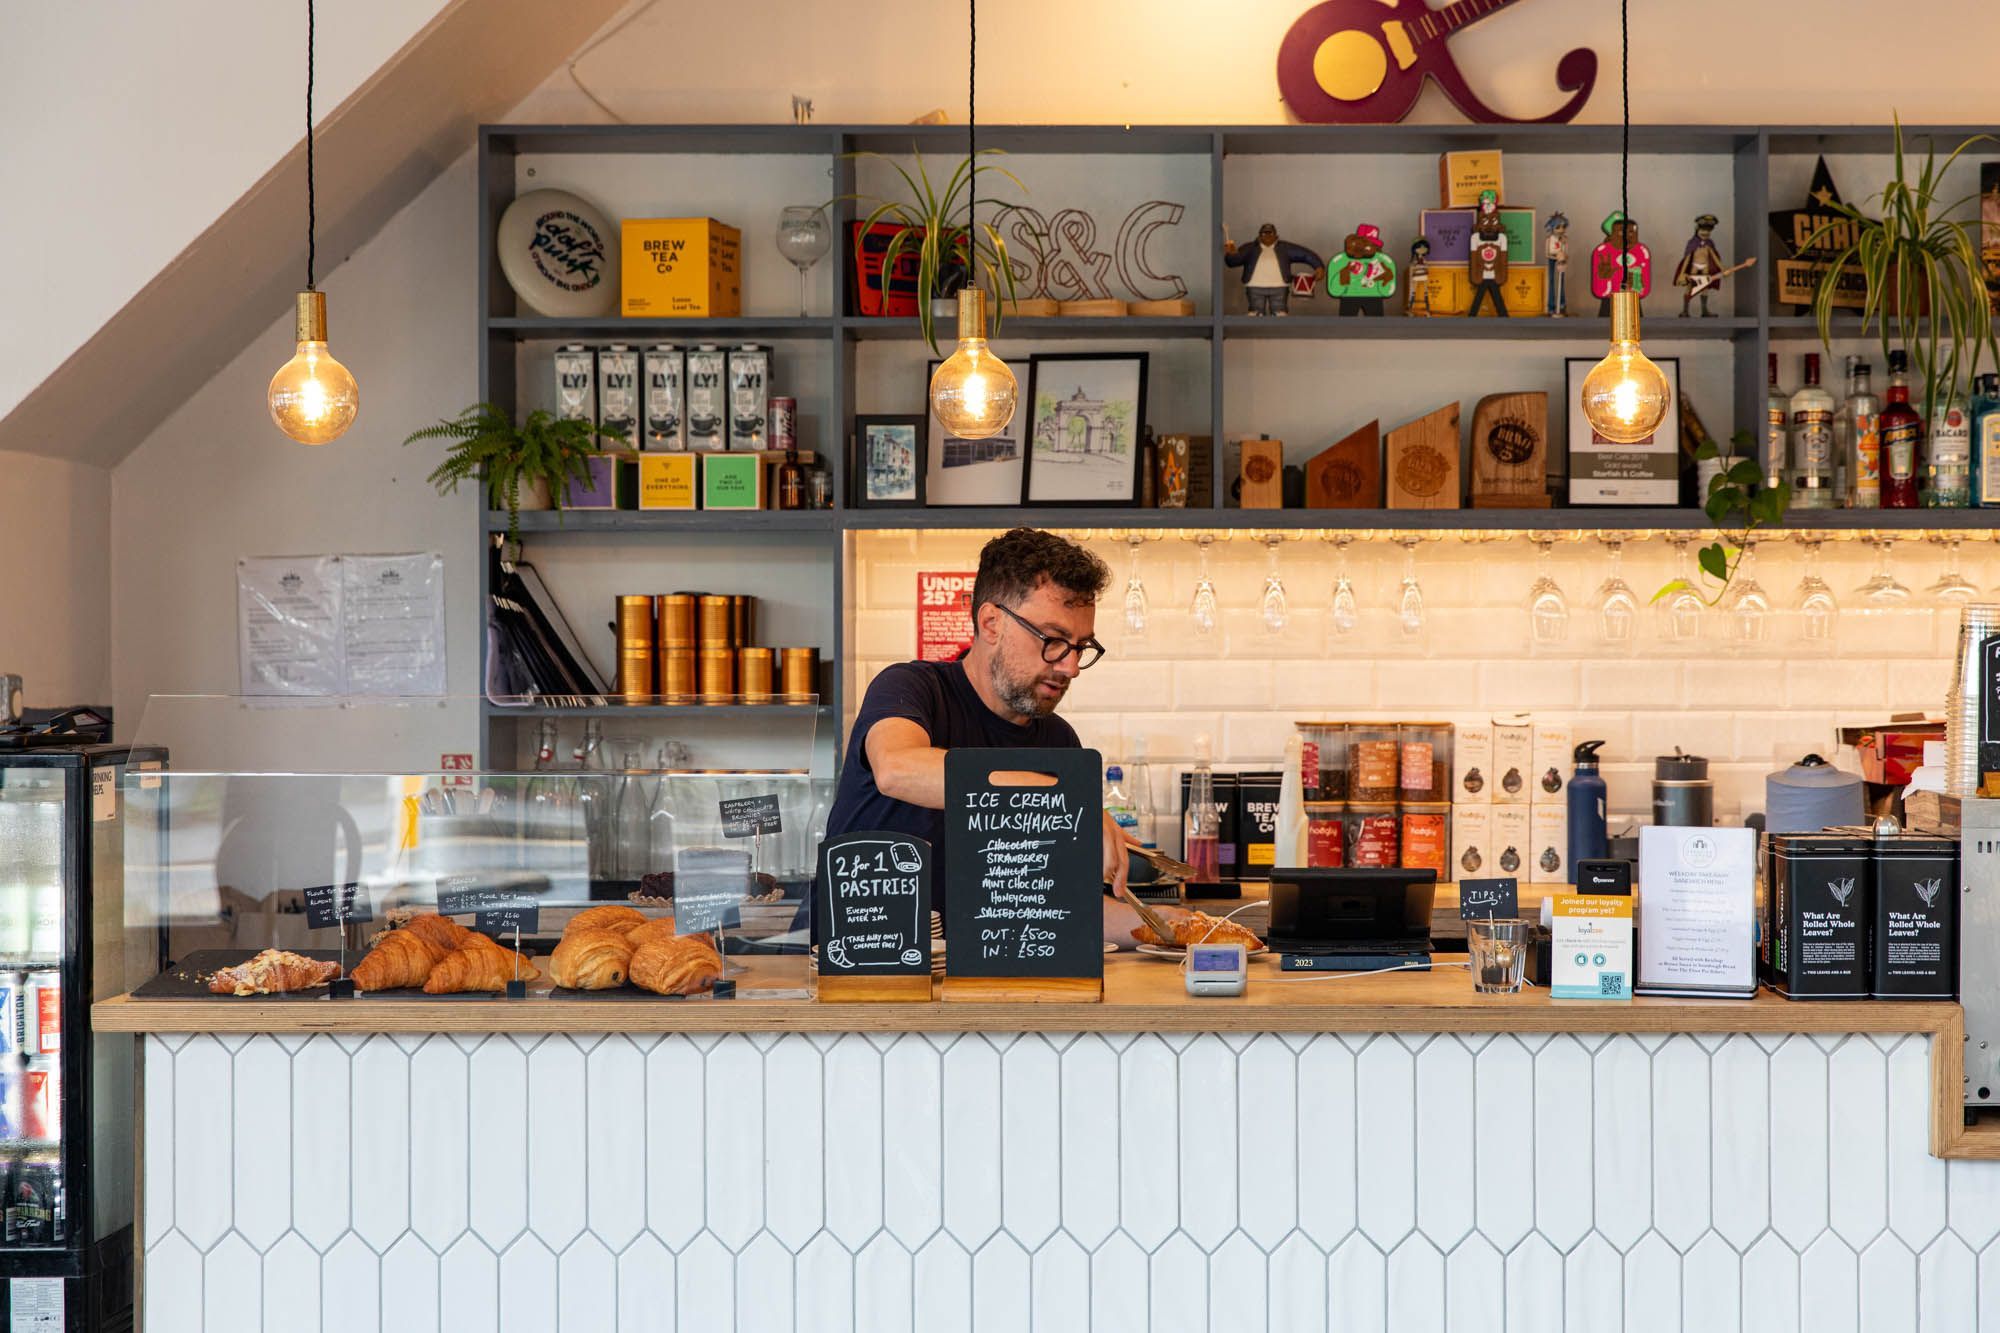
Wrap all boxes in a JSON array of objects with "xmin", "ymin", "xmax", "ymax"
[{"xmin": 990, "ymin": 654, "xmax": 1064, "ymax": 718}]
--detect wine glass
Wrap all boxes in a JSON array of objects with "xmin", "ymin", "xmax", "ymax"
[
  {"xmin": 1259, "ymin": 534, "xmax": 1289, "ymax": 636},
  {"xmin": 1928, "ymin": 535, "xmax": 1982, "ymax": 603},
  {"xmin": 1526, "ymin": 535, "xmax": 1570, "ymax": 644},
  {"xmin": 1793, "ymin": 537, "xmax": 1840, "ymax": 643},
  {"xmin": 1394, "ymin": 536, "xmax": 1425, "ymax": 637},
  {"xmin": 1594, "ymin": 536, "xmax": 1640, "ymax": 644},
  {"xmin": 1657, "ymin": 537, "xmax": 1704, "ymax": 643},
  {"xmin": 1121, "ymin": 533, "xmax": 1150, "ymax": 640},
  {"xmin": 775, "ymin": 205, "xmax": 831, "ymax": 317},
  {"xmin": 1855, "ymin": 536, "xmax": 1911, "ymax": 604},
  {"xmin": 1725, "ymin": 540, "xmax": 1771, "ymax": 644},
  {"xmin": 1327, "ymin": 535, "xmax": 1360, "ymax": 640},
  {"xmin": 1189, "ymin": 534, "xmax": 1220, "ymax": 641}
]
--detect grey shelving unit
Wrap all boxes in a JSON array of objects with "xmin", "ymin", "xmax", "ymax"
[{"xmin": 473, "ymin": 121, "xmax": 2000, "ymax": 763}]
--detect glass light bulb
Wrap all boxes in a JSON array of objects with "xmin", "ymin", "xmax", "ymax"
[
  {"xmin": 1579, "ymin": 292, "xmax": 1669, "ymax": 444},
  {"xmin": 929, "ymin": 289, "xmax": 1017, "ymax": 439},
  {"xmin": 268, "ymin": 292, "xmax": 359, "ymax": 445}
]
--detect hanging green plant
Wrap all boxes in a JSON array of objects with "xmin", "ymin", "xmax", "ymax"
[
  {"xmin": 1653, "ymin": 429, "xmax": 1792, "ymax": 607},
  {"xmin": 404, "ymin": 402, "xmax": 626, "ymax": 546}
]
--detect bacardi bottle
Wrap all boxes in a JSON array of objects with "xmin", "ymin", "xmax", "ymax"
[
  {"xmin": 1928, "ymin": 393, "xmax": 1972, "ymax": 507},
  {"xmin": 1763, "ymin": 352, "xmax": 1788, "ymax": 491},
  {"xmin": 1789, "ymin": 353, "xmax": 1837, "ymax": 508},
  {"xmin": 1839, "ymin": 357, "xmax": 1880, "ymax": 509},
  {"xmin": 1880, "ymin": 350, "xmax": 1923, "ymax": 509}
]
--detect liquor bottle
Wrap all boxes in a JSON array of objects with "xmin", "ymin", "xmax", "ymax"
[
  {"xmin": 1763, "ymin": 352, "xmax": 1789, "ymax": 490},
  {"xmin": 775, "ymin": 447, "xmax": 807, "ymax": 510},
  {"xmin": 1880, "ymin": 350, "xmax": 1923, "ymax": 509},
  {"xmin": 1840, "ymin": 357, "xmax": 1881, "ymax": 509},
  {"xmin": 1788, "ymin": 353, "xmax": 1837, "ymax": 508},
  {"xmin": 1184, "ymin": 735, "xmax": 1221, "ymax": 882},
  {"xmin": 1928, "ymin": 393, "xmax": 1972, "ymax": 507},
  {"xmin": 1974, "ymin": 374, "xmax": 2000, "ymax": 507}
]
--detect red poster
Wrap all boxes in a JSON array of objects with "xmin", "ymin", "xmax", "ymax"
[{"xmin": 917, "ymin": 571, "xmax": 976, "ymax": 662}]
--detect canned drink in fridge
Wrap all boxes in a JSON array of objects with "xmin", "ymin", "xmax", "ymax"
[
  {"xmin": 554, "ymin": 344, "xmax": 597, "ymax": 424},
  {"xmin": 597, "ymin": 344, "xmax": 640, "ymax": 442},
  {"xmin": 6, "ymin": 1150, "xmax": 60, "ymax": 1244},
  {"xmin": 727, "ymin": 344, "xmax": 770, "ymax": 451},
  {"xmin": 0, "ymin": 974, "xmax": 20, "ymax": 1057},
  {"xmin": 21, "ymin": 1063, "xmax": 57, "ymax": 1142},
  {"xmin": 0, "ymin": 1068, "xmax": 20, "ymax": 1141},
  {"xmin": 27, "ymin": 975, "xmax": 57, "ymax": 1056},
  {"xmin": 769, "ymin": 396, "xmax": 798, "ymax": 454},
  {"xmin": 641, "ymin": 344, "xmax": 686, "ymax": 451},
  {"xmin": 685, "ymin": 345, "xmax": 726, "ymax": 449}
]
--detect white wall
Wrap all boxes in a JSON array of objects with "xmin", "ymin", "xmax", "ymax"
[{"xmin": 0, "ymin": 452, "xmax": 109, "ymax": 708}]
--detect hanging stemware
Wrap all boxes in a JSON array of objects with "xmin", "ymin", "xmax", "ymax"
[
  {"xmin": 1121, "ymin": 532, "xmax": 1150, "ymax": 639},
  {"xmin": 1189, "ymin": 533, "xmax": 1220, "ymax": 640},
  {"xmin": 1793, "ymin": 536, "xmax": 1840, "ymax": 643},
  {"xmin": 1594, "ymin": 535, "xmax": 1640, "ymax": 643},
  {"xmin": 1855, "ymin": 535, "xmax": 1911, "ymax": 604},
  {"xmin": 1657, "ymin": 536, "xmax": 1704, "ymax": 642},
  {"xmin": 1328, "ymin": 535, "xmax": 1360, "ymax": 639},
  {"xmin": 1725, "ymin": 540, "xmax": 1771, "ymax": 643},
  {"xmin": 1928, "ymin": 534, "xmax": 1981, "ymax": 603},
  {"xmin": 1526, "ymin": 535, "xmax": 1570, "ymax": 644},
  {"xmin": 1394, "ymin": 535, "xmax": 1425, "ymax": 637},
  {"xmin": 1259, "ymin": 533, "xmax": 1289, "ymax": 635}
]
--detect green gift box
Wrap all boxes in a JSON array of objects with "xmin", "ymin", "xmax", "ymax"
[{"xmin": 701, "ymin": 453, "xmax": 765, "ymax": 510}]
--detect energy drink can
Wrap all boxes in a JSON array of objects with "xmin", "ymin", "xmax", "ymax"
[
  {"xmin": 0, "ymin": 974, "xmax": 20, "ymax": 1057},
  {"xmin": 769, "ymin": 396, "xmax": 798, "ymax": 454},
  {"xmin": 727, "ymin": 344, "xmax": 770, "ymax": 451},
  {"xmin": 554, "ymin": 344, "xmax": 597, "ymax": 424},
  {"xmin": 597, "ymin": 344, "xmax": 640, "ymax": 443},
  {"xmin": 685, "ymin": 345, "xmax": 726, "ymax": 449},
  {"xmin": 642, "ymin": 344, "xmax": 686, "ymax": 451}
]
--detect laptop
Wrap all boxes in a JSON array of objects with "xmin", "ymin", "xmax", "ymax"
[{"xmin": 1265, "ymin": 867, "xmax": 1438, "ymax": 970}]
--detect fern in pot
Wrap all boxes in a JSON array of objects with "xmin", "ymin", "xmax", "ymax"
[{"xmin": 404, "ymin": 402, "xmax": 627, "ymax": 545}]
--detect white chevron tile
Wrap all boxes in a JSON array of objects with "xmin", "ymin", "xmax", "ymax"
[
  {"xmin": 1177, "ymin": 1038, "xmax": 1238, "ymax": 1252},
  {"xmin": 1592, "ymin": 1037, "xmax": 1652, "ymax": 1251},
  {"xmin": 1649, "ymin": 1037, "xmax": 1711, "ymax": 1250},
  {"xmin": 999, "ymin": 1036, "xmax": 1062, "ymax": 1249},
  {"xmin": 144, "ymin": 1037, "xmax": 175, "ymax": 1251},
  {"xmin": 584, "ymin": 1035, "xmax": 646, "ymax": 1251},
  {"xmin": 1472, "ymin": 1036, "xmax": 1535, "ymax": 1250},
  {"xmin": 1205, "ymin": 1232, "xmax": 1266, "ymax": 1333},
  {"xmin": 1147, "ymin": 1233, "xmax": 1208, "ymax": 1333},
  {"xmin": 1089, "ymin": 1232, "xmax": 1149, "ymax": 1333},
  {"xmin": 1502, "ymin": 1233, "xmax": 1561, "ymax": 1333},
  {"xmin": 1798, "ymin": 1233, "xmax": 1858, "ymax": 1333},
  {"xmin": 468, "ymin": 1036, "xmax": 529, "ymax": 1249},
  {"xmin": 941, "ymin": 1034, "xmax": 1002, "ymax": 1249},
  {"xmin": 1533, "ymin": 1036, "xmax": 1594, "ymax": 1251},
  {"xmin": 322, "ymin": 1232, "xmax": 382, "ymax": 1333},
  {"xmin": 676, "ymin": 1233, "xmax": 736, "ymax": 1329},
  {"xmin": 704, "ymin": 1037, "xmax": 767, "ymax": 1249},
  {"xmin": 736, "ymin": 1231, "xmax": 797, "ymax": 1333},
  {"xmin": 1326, "ymin": 1234, "xmax": 1387, "ymax": 1333},
  {"xmin": 173, "ymin": 1036, "xmax": 233, "ymax": 1252},
  {"xmin": 646, "ymin": 1034, "xmax": 706, "ymax": 1250},
  {"xmin": 262, "ymin": 1232, "xmax": 322, "ymax": 1333},
  {"xmin": 200, "ymin": 1232, "xmax": 259, "ymax": 1333},
  {"xmin": 1978, "ymin": 1239, "xmax": 2000, "ymax": 1331},
  {"xmin": 1386, "ymin": 1235, "xmax": 1444, "ymax": 1333},
  {"xmin": 407, "ymin": 1035, "xmax": 469, "ymax": 1252},
  {"xmin": 615, "ymin": 1233, "xmax": 676, "ymax": 1333},
  {"xmin": 1887, "ymin": 1038, "xmax": 1946, "ymax": 1248},
  {"xmin": 1710, "ymin": 1035, "xmax": 1771, "ymax": 1250},
  {"xmin": 1059, "ymin": 1034, "xmax": 1120, "ymax": 1250},
  {"xmin": 764, "ymin": 1034, "xmax": 826, "ymax": 1250},
  {"xmin": 1858, "ymin": 1234, "xmax": 1917, "ymax": 1333},
  {"xmin": 379, "ymin": 1234, "xmax": 440, "ymax": 1333},
  {"xmin": 1740, "ymin": 1233, "xmax": 1800, "ymax": 1333},
  {"xmin": 438, "ymin": 1235, "xmax": 499, "ymax": 1331},
  {"xmin": 1236, "ymin": 1035, "xmax": 1297, "ymax": 1249},
  {"xmin": 1268, "ymin": 1232, "xmax": 1327, "ymax": 1333},
  {"xmin": 1119, "ymin": 1034, "xmax": 1180, "ymax": 1250},
  {"xmin": 1355, "ymin": 1037, "xmax": 1417, "ymax": 1244},
  {"xmin": 1769, "ymin": 1035, "xmax": 1831, "ymax": 1248},
  {"xmin": 884, "ymin": 1034, "xmax": 945, "ymax": 1248},
  {"xmin": 824, "ymin": 1034, "xmax": 885, "ymax": 1250},
  {"xmin": 499, "ymin": 1236, "xmax": 558, "ymax": 1333},
  {"xmin": 914, "ymin": 1235, "xmax": 972, "ymax": 1333},
  {"xmin": 1622, "ymin": 1232, "xmax": 1680, "ymax": 1333},
  {"xmin": 1414, "ymin": 1037, "xmax": 1473, "ymax": 1249},
  {"xmin": 149, "ymin": 1231, "xmax": 202, "ymax": 1333},
  {"xmin": 1562, "ymin": 1233, "xmax": 1621, "ymax": 1332},
  {"xmin": 1444, "ymin": 1234, "xmax": 1502, "ymax": 1332},
  {"xmin": 856, "ymin": 1234, "xmax": 915, "ymax": 1333},
  {"xmin": 229, "ymin": 1036, "xmax": 291, "ymax": 1252},
  {"xmin": 797, "ymin": 1231, "xmax": 855, "ymax": 1333},
  {"xmin": 1029, "ymin": 1232, "xmax": 1088, "ymax": 1333},
  {"xmin": 291, "ymin": 1035, "xmax": 352, "ymax": 1253},
  {"xmin": 555, "ymin": 1235, "xmax": 616, "ymax": 1333},
  {"xmin": 1828, "ymin": 1037, "xmax": 1889, "ymax": 1247},
  {"xmin": 1681, "ymin": 1232, "xmax": 1740, "ymax": 1333},
  {"xmin": 350, "ymin": 1035, "xmax": 411, "ymax": 1252},
  {"xmin": 972, "ymin": 1234, "xmax": 1031, "ymax": 1333},
  {"xmin": 1917, "ymin": 1235, "xmax": 1975, "ymax": 1333},
  {"xmin": 1297, "ymin": 1034, "xmax": 1358, "ymax": 1247},
  {"xmin": 1951, "ymin": 1152, "xmax": 2000, "ymax": 1249}
]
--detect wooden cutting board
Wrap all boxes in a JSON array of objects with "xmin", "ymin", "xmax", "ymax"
[
  {"xmin": 1469, "ymin": 391, "xmax": 1550, "ymax": 508},
  {"xmin": 1385, "ymin": 403, "xmax": 1462, "ymax": 509},
  {"xmin": 1306, "ymin": 421, "xmax": 1382, "ymax": 508}
]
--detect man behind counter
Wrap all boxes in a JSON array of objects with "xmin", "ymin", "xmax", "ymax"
[{"xmin": 826, "ymin": 527, "xmax": 1141, "ymax": 929}]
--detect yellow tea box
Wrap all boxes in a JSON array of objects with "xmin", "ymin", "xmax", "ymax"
[
  {"xmin": 639, "ymin": 454, "xmax": 698, "ymax": 509},
  {"xmin": 1439, "ymin": 150, "xmax": 1504, "ymax": 208},
  {"xmin": 621, "ymin": 218, "xmax": 741, "ymax": 317}
]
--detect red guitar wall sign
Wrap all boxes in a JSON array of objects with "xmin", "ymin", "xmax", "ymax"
[{"xmin": 1278, "ymin": 0, "xmax": 1596, "ymax": 125}]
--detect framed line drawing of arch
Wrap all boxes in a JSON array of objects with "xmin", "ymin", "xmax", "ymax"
[{"xmin": 1022, "ymin": 352, "xmax": 1149, "ymax": 507}]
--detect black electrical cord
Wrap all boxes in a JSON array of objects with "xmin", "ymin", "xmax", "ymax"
[
  {"xmin": 306, "ymin": 0, "xmax": 317, "ymax": 292},
  {"xmin": 1619, "ymin": 0, "xmax": 1628, "ymax": 292},
  {"xmin": 968, "ymin": 0, "xmax": 977, "ymax": 247}
]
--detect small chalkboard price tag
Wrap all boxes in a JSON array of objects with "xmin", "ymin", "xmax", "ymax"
[
  {"xmin": 474, "ymin": 905, "xmax": 540, "ymax": 938},
  {"xmin": 719, "ymin": 794, "xmax": 784, "ymax": 839},
  {"xmin": 1458, "ymin": 877, "xmax": 1518, "ymax": 920},
  {"xmin": 674, "ymin": 847, "xmax": 751, "ymax": 937},
  {"xmin": 303, "ymin": 882, "xmax": 373, "ymax": 930},
  {"xmin": 436, "ymin": 876, "xmax": 537, "ymax": 917},
  {"xmin": 816, "ymin": 833, "xmax": 931, "ymax": 976},
  {"xmin": 942, "ymin": 748, "xmax": 1104, "ymax": 1001}
]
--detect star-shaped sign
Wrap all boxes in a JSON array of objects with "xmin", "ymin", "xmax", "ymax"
[{"xmin": 1771, "ymin": 156, "xmax": 1855, "ymax": 261}]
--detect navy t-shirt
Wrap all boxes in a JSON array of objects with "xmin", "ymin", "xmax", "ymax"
[{"xmin": 826, "ymin": 659, "xmax": 1080, "ymax": 883}]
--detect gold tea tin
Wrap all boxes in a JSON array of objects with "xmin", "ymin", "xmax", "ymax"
[
  {"xmin": 779, "ymin": 646, "xmax": 819, "ymax": 701},
  {"xmin": 657, "ymin": 593, "xmax": 697, "ymax": 648},
  {"xmin": 698, "ymin": 646, "xmax": 736, "ymax": 699},
  {"xmin": 739, "ymin": 647, "xmax": 776, "ymax": 699}
]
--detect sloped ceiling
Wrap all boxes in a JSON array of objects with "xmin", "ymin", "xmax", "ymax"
[{"xmin": 0, "ymin": 0, "xmax": 623, "ymax": 468}]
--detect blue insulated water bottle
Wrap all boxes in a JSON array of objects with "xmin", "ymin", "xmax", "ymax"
[{"xmin": 1567, "ymin": 740, "xmax": 1609, "ymax": 874}]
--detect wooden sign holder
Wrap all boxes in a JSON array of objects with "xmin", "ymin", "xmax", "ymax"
[
  {"xmin": 939, "ymin": 975, "xmax": 1103, "ymax": 1002},
  {"xmin": 820, "ymin": 973, "xmax": 934, "ymax": 1002},
  {"xmin": 1469, "ymin": 391, "xmax": 1550, "ymax": 508},
  {"xmin": 813, "ymin": 831, "xmax": 935, "ymax": 1003}
]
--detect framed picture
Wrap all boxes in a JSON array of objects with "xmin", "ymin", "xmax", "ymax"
[
  {"xmin": 1563, "ymin": 355, "xmax": 1682, "ymax": 506},
  {"xmin": 854, "ymin": 415, "xmax": 926, "ymax": 507},
  {"xmin": 1023, "ymin": 352, "xmax": 1149, "ymax": 506},
  {"xmin": 924, "ymin": 359, "xmax": 1027, "ymax": 506}
]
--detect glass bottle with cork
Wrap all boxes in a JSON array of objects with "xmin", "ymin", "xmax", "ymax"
[{"xmin": 1184, "ymin": 734, "xmax": 1221, "ymax": 882}]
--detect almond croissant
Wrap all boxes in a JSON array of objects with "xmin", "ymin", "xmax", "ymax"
[
  {"xmin": 208, "ymin": 948, "xmax": 342, "ymax": 995},
  {"xmin": 401, "ymin": 913, "xmax": 473, "ymax": 953},
  {"xmin": 567, "ymin": 904, "xmax": 646, "ymax": 935},
  {"xmin": 423, "ymin": 936, "xmax": 541, "ymax": 993},
  {"xmin": 550, "ymin": 928, "xmax": 634, "ymax": 990},
  {"xmin": 629, "ymin": 933, "xmax": 723, "ymax": 997},
  {"xmin": 350, "ymin": 929, "xmax": 446, "ymax": 991}
]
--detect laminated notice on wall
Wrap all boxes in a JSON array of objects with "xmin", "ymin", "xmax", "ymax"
[
  {"xmin": 238, "ymin": 555, "xmax": 345, "ymax": 696},
  {"xmin": 238, "ymin": 552, "xmax": 446, "ymax": 697},
  {"xmin": 343, "ymin": 553, "xmax": 446, "ymax": 696}
]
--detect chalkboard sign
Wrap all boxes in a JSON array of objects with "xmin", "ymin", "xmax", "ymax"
[
  {"xmin": 1458, "ymin": 877, "xmax": 1518, "ymax": 920},
  {"xmin": 436, "ymin": 876, "xmax": 544, "ymax": 916},
  {"xmin": 815, "ymin": 833, "xmax": 932, "ymax": 975},
  {"xmin": 943, "ymin": 747, "xmax": 1104, "ymax": 986},
  {"xmin": 719, "ymin": 794, "xmax": 784, "ymax": 839},
  {"xmin": 303, "ymin": 882, "xmax": 373, "ymax": 930},
  {"xmin": 474, "ymin": 905, "xmax": 540, "ymax": 938},
  {"xmin": 675, "ymin": 846, "xmax": 751, "ymax": 937},
  {"xmin": 1981, "ymin": 635, "xmax": 2000, "ymax": 782}
]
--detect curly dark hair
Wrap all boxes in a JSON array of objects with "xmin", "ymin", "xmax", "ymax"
[{"xmin": 971, "ymin": 528, "xmax": 1110, "ymax": 612}]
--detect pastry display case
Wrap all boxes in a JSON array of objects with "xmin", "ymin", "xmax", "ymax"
[{"xmin": 121, "ymin": 696, "xmax": 824, "ymax": 1002}]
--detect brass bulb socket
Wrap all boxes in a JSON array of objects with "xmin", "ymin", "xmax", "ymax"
[
  {"xmin": 1608, "ymin": 290, "xmax": 1642, "ymax": 344},
  {"xmin": 294, "ymin": 290, "xmax": 328, "ymax": 343},
  {"xmin": 956, "ymin": 287, "xmax": 988, "ymax": 340}
]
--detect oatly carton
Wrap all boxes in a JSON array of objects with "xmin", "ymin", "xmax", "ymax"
[
  {"xmin": 1868, "ymin": 831, "xmax": 1959, "ymax": 999},
  {"xmin": 1766, "ymin": 833, "xmax": 1871, "ymax": 999}
]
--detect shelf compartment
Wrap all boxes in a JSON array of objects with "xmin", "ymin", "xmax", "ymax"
[
  {"xmin": 484, "ymin": 703, "xmax": 833, "ymax": 719},
  {"xmin": 487, "ymin": 510, "xmax": 842, "ymax": 534},
  {"xmin": 1221, "ymin": 315, "xmax": 1757, "ymax": 340},
  {"xmin": 490, "ymin": 315, "xmax": 836, "ymax": 341},
  {"xmin": 844, "ymin": 315, "xmax": 1213, "ymax": 341}
]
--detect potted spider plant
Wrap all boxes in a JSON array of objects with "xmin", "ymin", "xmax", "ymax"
[
  {"xmin": 403, "ymin": 402, "xmax": 627, "ymax": 545},
  {"xmin": 1806, "ymin": 116, "xmax": 1999, "ymax": 421},
  {"xmin": 847, "ymin": 144, "xmax": 1024, "ymax": 354}
]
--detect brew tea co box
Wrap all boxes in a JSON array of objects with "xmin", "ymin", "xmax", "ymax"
[{"xmin": 621, "ymin": 218, "xmax": 742, "ymax": 317}]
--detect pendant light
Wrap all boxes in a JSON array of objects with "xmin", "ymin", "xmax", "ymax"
[
  {"xmin": 1578, "ymin": 0, "xmax": 1668, "ymax": 445},
  {"xmin": 268, "ymin": 0, "xmax": 359, "ymax": 445},
  {"xmin": 928, "ymin": 0, "xmax": 1017, "ymax": 440}
]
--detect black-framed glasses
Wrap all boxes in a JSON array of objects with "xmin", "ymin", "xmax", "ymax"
[{"xmin": 988, "ymin": 601, "xmax": 1105, "ymax": 669}]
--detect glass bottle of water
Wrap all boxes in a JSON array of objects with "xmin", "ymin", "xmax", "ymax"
[
  {"xmin": 610, "ymin": 737, "xmax": 651, "ymax": 883},
  {"xmin": 1184, "ymin": 734, "xmax": 1220, "ymax": 882},
  {"xmin": 572, "ymin": 719, "xmax": 611, "ymax": 883}
]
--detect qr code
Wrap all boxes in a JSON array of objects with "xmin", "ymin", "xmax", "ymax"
[{"xmin": 1598, "ymin": 972, "xmax": 1626, "ymax": 996}]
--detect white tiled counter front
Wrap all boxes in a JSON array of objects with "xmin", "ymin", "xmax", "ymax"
[{"xmin": 132, "ymin": 1026, "xmax": 2000, "ymax": 1332}]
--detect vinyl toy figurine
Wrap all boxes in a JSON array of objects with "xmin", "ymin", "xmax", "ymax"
[
  {"xmin": 1543, "ymin": 212, "xmax": 1570, "ymax": 316},
  {"xmin": 1466, "ymin": 189, "xmax": 1509, "ymax": 318},
  {"xmin": 1590, "ymin": 210, "xmax": 1651, "ymax": 316},
  {"xmin": 1224, "ymin": 222, "xmax": 1324, "ymax": 316},
  {"xmin": 1405, "ymin": 237, "xmax": 1432, "ymax": 316},
  {"xmin": 1674, "ymin": 213, "xmax": 1725, "ymax": 316},
  {"xmin": 1328, "ymin": 223, "xmax": 1397, "ymax": 316}
]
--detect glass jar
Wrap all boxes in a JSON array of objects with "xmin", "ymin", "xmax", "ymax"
[
  {"xmin": 1398, "ymin": 723, "xmax": 1453, "ymax": 802},
  {"xmin": 1347, "ymin": 802, "xmax": 1401, "ymax": 868},
  {"xmin": 1400, "ymin": 803, "xmax": 1451, "ymax": 874},
  {"xmin": 1298, "ymin": 723, "xmax": 1348, "ymax": 801},
  {"xmin": 1306, "ymin": 804, "xmax": 1345, "ymax": 868},
  {"xmin": 1348, "ymin": 728, "xmax": 1400, "ymax": 803}
]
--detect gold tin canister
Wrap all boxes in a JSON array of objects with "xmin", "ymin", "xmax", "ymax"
[
  {"xmin": 730, "ymin": 594, "xmax": 755, "ymax": 647},
  {"xmin": 779, "ymin": 646, "xmax": 820, "ymax": 701},
  {"xmin": 660, "ymin": 649, "xmax": 697, "ymax": 700},
  {"xmin": 617, "ymin": 651, "xmax": 656, "ymax": 702},
  {"xmin": 698, "ymin": 646, "xmax": 736, "ymax": 700},
  {"xmin": 739, "ymin": 647, "xmax": 776, "ymax": 700},
  {"xmin": 657, "ymin": 593, "xmax": 697, "ymax": 648},
  {"xmin": 698, "ymin": 594, "xmax": 733, "ymax": 648}
]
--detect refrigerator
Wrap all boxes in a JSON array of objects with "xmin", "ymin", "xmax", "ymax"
[{"xmin": 0, "ymin": 744, "xmax": 159, "ymax": 1332}]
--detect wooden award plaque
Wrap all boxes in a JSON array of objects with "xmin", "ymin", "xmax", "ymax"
[
  {"xmin": 1385, "ymin": 403, "xmax": 1462, "ymax": 509},
  {"xmin": 1306, "ymin": 421, "xmax": 1383, "ymax": 508},
  {"xmin": 1238, "ymin": 437, "xmax": 1286, "ymax": 509},
  {"xmin": 1469, "ymin": 391, "xmax": 1550, "ymax": 508}
]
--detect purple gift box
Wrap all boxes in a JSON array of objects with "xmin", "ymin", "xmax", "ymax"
[{"xmin": 561, "ymin": 454, "xmax": 637, "ymax": 510}]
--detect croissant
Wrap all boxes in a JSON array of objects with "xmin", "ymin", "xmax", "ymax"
[
  {"xmin": 568, "ymin": 905, "xmax": 646, "ymax": 935},
  {"xmin": 208, "ymin": 948, "xmax": 342, "ymax": 995},
  {"xmin": 1134, "ymin": 911, "xmax": 1264, "ymax": 951},
  {"xmin": 351, "ymin": 930, "xmax": 446, "ymax": 991},
  {"xmin": 551, "ymin": 928, "xmax": 634, "ymax": 990},
  {"xmin": 401, "ymin": 913, "xmax": 473, "ymax": 953},
  {"xmin": 624, "ymin": 917, "xmax": 683, "ymax": 948},
  {"xmin": 629, "ymin": 934, "xmax": 723, "ymax": 997},
  {"xmin": 423, "ymin": 937, "xmax": 541, "ymax": 993}
]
